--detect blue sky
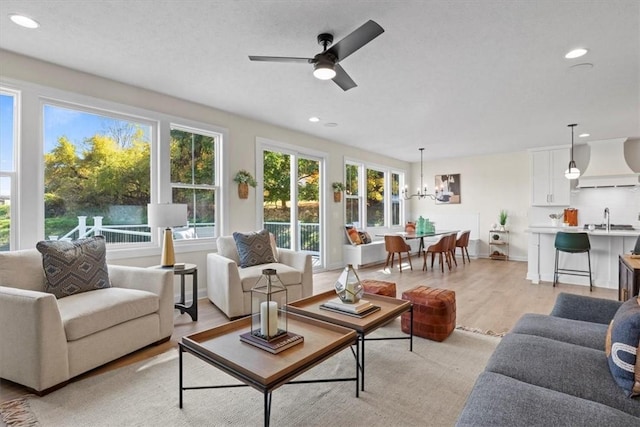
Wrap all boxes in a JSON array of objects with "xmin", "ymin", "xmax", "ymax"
[
  {"xmin": 43, "ymin": 104, "xmax": 150, "ymax": 153},
  {"xmin": 0, "ymin": 98, "xmax": 151, "ymax": 196}
]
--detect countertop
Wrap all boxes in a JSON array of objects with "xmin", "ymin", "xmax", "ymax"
[{"xmin": 526, "ymin": 225, "xmax": 640, "ymax": 237}]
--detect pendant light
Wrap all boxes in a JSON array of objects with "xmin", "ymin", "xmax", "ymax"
[
  {"xmin": 402, "ymin": 148, "xmax": 436, "ymax": 200},
  {"xmin": 564, "ymin": 124, "xmax": 580, "ymax": 180}
]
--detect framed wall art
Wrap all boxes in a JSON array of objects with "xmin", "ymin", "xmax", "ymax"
[{"xmin": 435, "ymin": 174, "xmax": 461, "ymax": 204}]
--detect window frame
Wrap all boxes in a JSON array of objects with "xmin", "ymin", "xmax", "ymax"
[
  {"xmin": 0, "ymin": 77, "xmax": 228, "ymax": 257},
  {"xmin": 344, "ymin": 158, "xmax": 406, "ymax": 231},
  {"xmin": 169, "ymin": 123, "xmax": 221, "ymax": 241},
  {"xmin": 0, "ymin": 88, "xmax": 20, "ymax": 251}
]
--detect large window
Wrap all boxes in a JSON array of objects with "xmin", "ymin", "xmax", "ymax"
[
  {"xmin": 170, "ymin": 126, "xmax": 218, "ymax": 239},
  {"xmin": 345, "ymin": 161, "xmax": 405, "ymax": 229},
  {"xmin": 0, "ymin": 90, "xmax": 17, "ymax": 251},
  {"xmin": 366, "ymin": 168, "xmax": 385, "ymax": 227},
  {"xmin": 391, "ymin": 172, "xmax": 401, "ymax": 226},
  {"xmin": 345, "ymin": 163, "xmax": 360, "ymax": 226},
  {"xmin": 43, "ymin": 103, "xmax": 152, "ymax": 244}
]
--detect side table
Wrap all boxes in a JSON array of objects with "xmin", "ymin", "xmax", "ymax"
[{"xmin": 150, "ymin": 263, "xmax": 198, "ymax": 321}]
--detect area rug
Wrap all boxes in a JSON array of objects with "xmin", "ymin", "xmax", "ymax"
[{"xmin": 1, "ymin": 321, "xmax": 500, "ymax": 426}]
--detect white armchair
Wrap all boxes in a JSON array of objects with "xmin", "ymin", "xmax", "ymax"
[
  {"xmin": 0, "ymin": 249, "xmax": 174, "ymax": 394},
  {"xmin": 207, "ymin": 235, "xmax": 313, "ymax": 319}
]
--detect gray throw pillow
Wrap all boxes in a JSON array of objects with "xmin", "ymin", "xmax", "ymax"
[
  {"xmin": 233, "ymin": 230, "xmax": 276, "ymax": 268},
  {"xmin": 36, "ymin": 236, "xmax": 111, "ymax": 299}
]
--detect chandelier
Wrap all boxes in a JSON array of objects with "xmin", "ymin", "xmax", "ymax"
[{"xmin": 402, "ymin": 148, "xmax": 436, "ymax": 200}]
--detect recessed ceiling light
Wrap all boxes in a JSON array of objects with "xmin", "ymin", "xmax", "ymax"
[
  {"xmin": 565, "ymin": 48, "xmax": 588, "ymax": 59},
  {"xmin": 579, "ymin": 133, "xmax": 590, "ymax": 138},
  {"xmin": 308, "ymin": 117, "xmax": 320, "ymax": 123},
  {"xmin": 324, "ymin": 122, "xmax": 338, "ymax": 127},
  {"xmin": 9, "ymin": 13, "xmax": 39, "ymax": 29}
]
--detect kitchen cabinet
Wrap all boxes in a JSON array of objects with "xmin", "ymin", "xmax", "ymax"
[
  {"xmin": 619, "ymin": 255, "xmax": 640, "ymax": 301},
  {"xmin": 530, "ymin": 148, "xmax": 571, "ymax": 206}
]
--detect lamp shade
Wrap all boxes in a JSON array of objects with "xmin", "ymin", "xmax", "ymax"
[{"xmin": 147, "ymin": 203, "xmax": 188, "ymax": 228}]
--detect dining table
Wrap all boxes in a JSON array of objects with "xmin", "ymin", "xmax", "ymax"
[{"xmin": 378, "ymin": 230, "xmax": 460, "ymax": 255}]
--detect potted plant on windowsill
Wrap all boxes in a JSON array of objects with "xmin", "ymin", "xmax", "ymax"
[
  {"xmin": 234, "ymin": 170, "xmax": 257, "ymax": 199},
  {"xmin": 332, "ymin": 182, "xmax": 345, "ymax": 202}
]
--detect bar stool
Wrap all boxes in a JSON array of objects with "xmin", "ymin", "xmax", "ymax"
[{"xmin": 553, "ymin": 232, "xmax": 592, "ymax": 291}]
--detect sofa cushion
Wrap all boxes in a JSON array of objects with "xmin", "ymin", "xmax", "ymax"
[
  {"xmin": 485, "ymin": 333, "xmax": 640, "ymax": 416},
  {"xmin": 56, "ymin": 287, "xmax": 159, "ymax": 341},
  {"xmin": 0, "ymin": 249, "xmax": 46, "ymax": 291},
  {"xmin": 606, "ymin": 297, "xmax": 640, "ymax": 397},
  {"xmin": 511, "ymin": 313, "xmax": 608, "ymax": 350},
  {"xmin": 238, "ymin": 263, "xmax": 302, "ymax": 292},
  {"xmin": 233, "ymin": 230, "xmax": 277, "ymax": 268},
  {"xmin": 217, "ymin": 236, "xmax": 241, "ymax": 264},
  {"xmin": 36, "ymin": 236, "xmax": 110, "ymax": 299},
  {"xmin": 456, "ymin": 372, "xmax": 640, "ymax": 427}
]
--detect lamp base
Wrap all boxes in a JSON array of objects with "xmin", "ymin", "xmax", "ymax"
[{"xmin": 161, "ymin": 228, "xmax": 175, "ymax": 267}]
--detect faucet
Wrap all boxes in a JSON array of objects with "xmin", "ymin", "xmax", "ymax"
[{"xmin": 604, "ymin": 207, "xmax": 610, "ymax": 232}]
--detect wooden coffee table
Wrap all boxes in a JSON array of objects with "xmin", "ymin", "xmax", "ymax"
[
  {"xmin": 287, "ymin": 290, "xmax": 413, "ymax": 391},
  {"xmin": 179, "ymin": 312, "xmax": 358, "ymax": 426}
]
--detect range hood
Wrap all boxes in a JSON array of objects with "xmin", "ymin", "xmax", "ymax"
[{"xmin": 577, "ymin": 138, "xmax": 640, "ymax": 188}]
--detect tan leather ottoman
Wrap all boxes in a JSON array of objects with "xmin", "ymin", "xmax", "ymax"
[
  {"xmin": 361, "ymin": 279, "xmax": 397, "ymax": 298},
  {"xmin": 401, "ymin": 286, "xmax": 456, "ymax": 342}
]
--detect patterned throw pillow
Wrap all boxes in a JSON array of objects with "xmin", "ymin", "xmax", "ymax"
[
  {"xmin": 233, "ymin": 230, "xmax": 277, "ymax": 268},
  {"xmin": 359, "ymin": 231, "xmax": 372, "ymax": 244},
  {"xmin": 605, "ymin": 297, "xmax": 640, "ymax": 397},
  {"xmin": 36, "ymin": 236, "xmax": 111, "ymax": 299},
  {"xmin": 345, "ymin": 226, "xmax": 362, "ymax": 245}
]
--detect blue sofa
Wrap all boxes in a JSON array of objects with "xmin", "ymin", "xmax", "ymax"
[{"xmin": 457, "ymin": 293, "xmax": 640, "ymax": 426}]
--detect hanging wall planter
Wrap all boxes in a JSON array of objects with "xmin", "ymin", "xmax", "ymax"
[
  {"xmin": 234, "ymin": 170, "xmax": 257, "ymax": 200},
  {"xmin": 238, "ymin": 182, "xmax": 249, "ymax": 199},
  {"xmin": 332, "ymin": 182, "xmax": 345, "ymax": 203}
]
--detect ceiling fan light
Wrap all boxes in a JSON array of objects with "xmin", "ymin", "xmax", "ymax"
[{"xmin": 313, "ymin": 62, "xmax": 336, "ymax": 80}]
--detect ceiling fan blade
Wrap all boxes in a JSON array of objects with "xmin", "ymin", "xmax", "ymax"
[
  {"xmin": 248, "ymin": 56, "xmax": 313, "ymax": 63},
  {"xmin": 326, "ymin": 20, "xmax": 384, "ymax": 62},
  {"xmin": 332, "ymin": 64, "xmax": 357, "ymax": 91}
]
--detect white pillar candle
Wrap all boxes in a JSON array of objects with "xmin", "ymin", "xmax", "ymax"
[{"xmin": 260, "ymin": 301, "xmax": 278, "ymax": 337}]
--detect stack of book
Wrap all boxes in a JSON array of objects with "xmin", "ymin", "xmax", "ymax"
[
  {"xmin": 320, "ymin": 297, "xmax": 380, "ymax": 317},
  {"xmin": 239, "ymin": 331, "xmax": 304, "ymax": 354}
]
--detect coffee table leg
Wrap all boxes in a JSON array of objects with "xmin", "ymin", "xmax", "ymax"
[
  {"xmin": 355, "ymin": 336, "xmax": 360, "ymax": 398},
  {"xmin": 264, "ymin": 391, "xmax": 272, "ymax": 427},
  {"xmin": 360, "ymin": 332, "xmax": 365, "ymax": 391},
  {"xmin": 179, "ymin": 345, "xmax": 183, "ymax": 408}
]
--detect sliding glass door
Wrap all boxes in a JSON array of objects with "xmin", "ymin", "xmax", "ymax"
[{"xmin": 261, "ymin": 145, "xmax": 323, "ymax": 269}]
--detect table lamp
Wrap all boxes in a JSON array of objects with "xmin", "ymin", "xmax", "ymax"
[{"xmin": 147, "ymin": 203, "xmax": 188, "ymax": 267}]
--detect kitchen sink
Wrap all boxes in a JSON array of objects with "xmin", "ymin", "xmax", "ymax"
[{"xmin": 583, "ymin": 224, "xmax": 635, "ymax": 231}]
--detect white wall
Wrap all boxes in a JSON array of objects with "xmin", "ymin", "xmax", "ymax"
[{"xmin": 407, "ymin": 151, "xmax": 531, "ymax": 261}]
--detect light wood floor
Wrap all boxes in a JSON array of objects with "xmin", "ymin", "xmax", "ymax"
[{"xmin": 0, "ymin": 257, "xmax": 616, "ymax": 404}]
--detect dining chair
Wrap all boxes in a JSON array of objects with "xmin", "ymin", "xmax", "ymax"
[
  {"xmin": 384, "ymin": 235, "xmax": 413, "ymax": 272},
  {"xmin": 455, "ymin": 230, "xmax": 471, "ymax": 264},
  {"xmin": 423, "ymin": 234, "xmax": 452, "ymax": 273},
  {"xmin": 447, "ymin": 233, "xmax": 458, "ymax": 267}
]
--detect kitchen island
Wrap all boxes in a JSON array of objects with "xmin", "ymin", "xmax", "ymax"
[{"xmin": 527, "ymin": 226, "xmax": 640, "ymax": 289}]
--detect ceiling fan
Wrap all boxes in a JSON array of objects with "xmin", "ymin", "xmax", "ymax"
[{"xmin": 248, "ymin": 20, "xmax": 384, "ymax": 91}]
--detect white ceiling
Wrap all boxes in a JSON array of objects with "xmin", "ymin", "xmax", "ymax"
[{"xmin": 0, "ymin": 0, "xmax": 638, "ymax": 162}]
